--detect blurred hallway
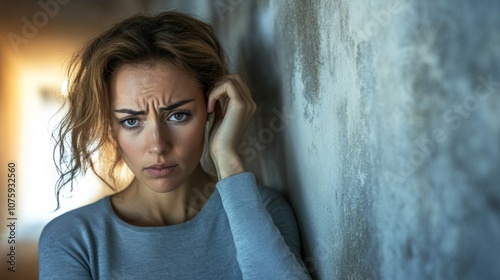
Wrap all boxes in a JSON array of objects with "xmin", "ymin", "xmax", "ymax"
[{"xmin": 0, "ymin": 1, "xmax": 148, "ymax": 279}]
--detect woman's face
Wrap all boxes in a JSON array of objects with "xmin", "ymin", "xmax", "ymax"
[{"xmin": 110, "ymin": 62, "xmax": 207, "ymax": 193}]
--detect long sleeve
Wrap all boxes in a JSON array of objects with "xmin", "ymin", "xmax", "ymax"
[{"xmin": 216, "ymin": 172, "xmax": 311, "ymax": 279}]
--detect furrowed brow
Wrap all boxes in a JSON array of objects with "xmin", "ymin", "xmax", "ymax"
[
  {"xmin": 160, "ymin": 99, "xmax": 195, "ymax": 112},
  {"xmin": 113, "ymin": 109, "xmax": 146, "ymax": 115}
]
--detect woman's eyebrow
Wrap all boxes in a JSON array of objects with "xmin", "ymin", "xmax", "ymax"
[
  {"xmin": 113, "ymin": 99, "xmax": 196, "ymax": 115},
  {"xmin": 113, "ymin": 109, "xmax": 145, "ymax": 115},
  {"xmin": 159, "ymin": 99, "xmax": 195, "ymax": 112}
]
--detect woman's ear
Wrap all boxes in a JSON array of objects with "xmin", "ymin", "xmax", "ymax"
[
  {"xmin": 205, "ymin": 112, "xmax": 214, "ymax": 131},
  {"xmin": 108, "ymin": 123, "xmax": 117, "ymax": 141},
  {"xmin": 108, "ymin": 122, "xmax": 113, "ymax": 134},
  {"xmin": 201, "ymin": 111, "xmax": 217, "ymax": 179}
]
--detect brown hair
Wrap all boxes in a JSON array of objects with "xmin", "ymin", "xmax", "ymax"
[{"xmin": 53, "ymin": 11, "xmax": 226, "ymax": 208}]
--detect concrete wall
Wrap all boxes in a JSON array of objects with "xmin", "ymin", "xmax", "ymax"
[{"xmin": 151, "ymin": 1, "xmax": 500, "ymax": 279}]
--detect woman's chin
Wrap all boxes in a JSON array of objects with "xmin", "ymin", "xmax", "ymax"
[{"xmin": 144, "ymin": 180, "xmax": 183, "ymax": 193}]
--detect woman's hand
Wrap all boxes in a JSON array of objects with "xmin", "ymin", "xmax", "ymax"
[{"xmin": 207, "ymin": 74, "xmax": 256, "ymax": 180}]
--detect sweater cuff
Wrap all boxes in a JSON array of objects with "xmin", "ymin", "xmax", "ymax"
[{"xmin": 216, "ymin": 172, "xmax": 262, "ymax": 209}]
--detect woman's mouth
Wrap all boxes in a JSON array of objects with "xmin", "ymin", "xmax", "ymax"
[{"xmin": 144, "ymin": 163, "xmax": 178, "ymax": 177}]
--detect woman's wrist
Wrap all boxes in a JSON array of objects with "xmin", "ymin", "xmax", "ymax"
[{"xmin": 213, "ymin": 152, "xmax": 246, "ymax": 180}]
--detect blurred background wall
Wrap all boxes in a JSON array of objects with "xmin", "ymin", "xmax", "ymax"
[{"xmin": 1, "ymin": 0, "xmax": 499, "ymax": 279}]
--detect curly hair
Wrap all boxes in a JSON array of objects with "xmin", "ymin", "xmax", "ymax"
[{"xmin": 53, "ymin": 11, "xmax": 226, "ymax": 208}]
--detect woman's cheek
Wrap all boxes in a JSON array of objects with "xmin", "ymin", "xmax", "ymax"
[
  {"xmin": 183, "ymin": 121, "xmax": 206, "ymax": 154},
  {"xmin": 116, "ymin": 131, "xmax": 143, "ymax": 158}
]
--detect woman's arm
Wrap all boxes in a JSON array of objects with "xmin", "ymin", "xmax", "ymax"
[
  {"xmin": 207, "ymin": 74, "xmax": 311, "ymax": 279},
  {"xmin": 217, "ymin": 172, "xmax": 311, "ymax": 279}
]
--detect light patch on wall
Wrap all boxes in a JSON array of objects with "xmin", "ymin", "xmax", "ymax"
[
  {"xmin": 256, "ymin": 1, "xmax": 275, "ymax": 46},
  {"xmin": 61, "ymin": 78, "xmax": 69, "ymax": 97}
]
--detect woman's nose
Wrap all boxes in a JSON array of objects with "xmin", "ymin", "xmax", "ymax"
[{"xmin": 148, "ymin": 125, "xmax": 170, "ymax": 155}]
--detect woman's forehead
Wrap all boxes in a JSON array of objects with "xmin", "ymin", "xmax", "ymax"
[{"xmin": 110, "ymin": 62, "xmax": 203, "ymax": 108}]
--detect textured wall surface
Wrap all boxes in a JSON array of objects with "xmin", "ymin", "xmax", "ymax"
[{"xmin": 149, "ymin": 1, "xmax": 500, "ymax": 279}]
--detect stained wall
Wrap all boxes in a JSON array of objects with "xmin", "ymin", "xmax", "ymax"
[{"xmin": 149, "ymin": 1, "xmax": 500, "ymax": 279}]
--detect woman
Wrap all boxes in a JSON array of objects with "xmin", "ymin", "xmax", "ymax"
[{"xmin": 39, "ymin": 11, "xmax": 310, "ymax": 279}]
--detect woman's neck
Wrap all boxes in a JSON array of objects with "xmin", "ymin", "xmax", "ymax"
[{"xmin": 110, "ymin": 166, "xmax": 216, "ymax": 226}]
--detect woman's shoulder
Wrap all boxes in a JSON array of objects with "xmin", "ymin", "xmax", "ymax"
[{"xmin": 40, "ymin": 196, "xmax": 110, "ymax": 241}]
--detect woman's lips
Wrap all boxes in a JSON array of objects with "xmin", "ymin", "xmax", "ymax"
[{"xmin": 144, "ymin": 163, "xmax": 177, "ymax": 177}]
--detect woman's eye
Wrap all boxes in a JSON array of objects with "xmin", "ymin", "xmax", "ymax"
[
  {"xmin": 121, "ymin": 118, "xmax": 140, "ymax": 128},
  {"xmin": 168, "ymin": 113, "xmax": 190, "ymax": 122}
]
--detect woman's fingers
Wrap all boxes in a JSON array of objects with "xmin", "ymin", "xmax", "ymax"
[
  {"xmin": 207, "ymin": 74, "xmax": 255, "ymax": 150},
  {"xmin": 208, "ymin": 75, "xmax": 253, "ymax": 124},
  {"xmin": 209, "ymin": 75, "xmax": 254, "ymax": 111},
  {"xmin": 205, "ymin": 74, "xmax": 256, "ymax": 179}
]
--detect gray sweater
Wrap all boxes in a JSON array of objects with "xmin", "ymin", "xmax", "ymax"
[{"xmin": 38, "ymin": 172, "xmax": 311, "ymax": 279}]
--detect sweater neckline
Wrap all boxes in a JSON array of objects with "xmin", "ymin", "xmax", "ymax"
[{"xmin": 102, "ymin": 188, "xmax": 220, "ymax": 232}]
